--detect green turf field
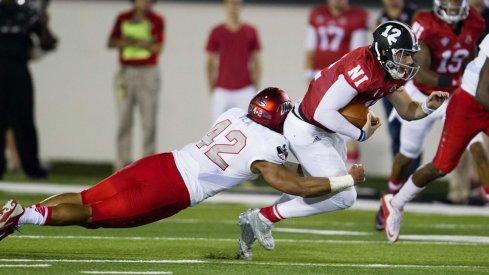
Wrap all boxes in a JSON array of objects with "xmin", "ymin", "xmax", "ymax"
[{"xmin": 1, "ymin": 192, "xmax": 488, "ymax": 274}]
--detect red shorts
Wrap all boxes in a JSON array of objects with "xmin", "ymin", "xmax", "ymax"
[
  {"xmin": 433, "ymin": 88, "xmax": 489, "ymax": 173},
  {"xmin": 81, "ymin": 153, "xmax": 190, "ymax": 228}
]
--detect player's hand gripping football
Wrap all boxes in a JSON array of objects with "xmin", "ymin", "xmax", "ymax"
[
  {"xmin": 426, "ymin": 91, "xmax": 450, "ymax": 110},
  {"xmin": 362, "ymin": 112, "xmax": 381, "ymax": 140},
  {"xmin": 348, "ymin": 164, "xmax": 366, "ymax": 185}
]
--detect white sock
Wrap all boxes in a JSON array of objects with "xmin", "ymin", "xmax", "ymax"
[
  {"xmin": 391, "ymin": 177, "xmax": 425, "ymax": 210},
  {"xmin": 18, "ymin": 205, "xmax": 51, "ymax": 226}
]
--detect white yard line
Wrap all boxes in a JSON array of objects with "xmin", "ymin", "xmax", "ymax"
[
  {"xmin": 0, "ymin": 259, "xmax": 204, "ymax": 264},
  {"xmin": 0, "ymin": 264, "xmax": 50, "ymax": 267},
  {"xmin": 274, "ymin": 228, "xmax": 372, "ymax": 236},
  {"xmin": 1, "ymin": 181, "xmax": 488, "ymax": 216},
  {"xmin": 9, "ymin": 234, "xmax": 489, "ymax": 245},
  {"xmin": 0, "ymin": 258, "xmax": 484, "ymax": 270},
  {"xmin": 80, "ymin": 272, "xmax": 172, "ymax": 275}
]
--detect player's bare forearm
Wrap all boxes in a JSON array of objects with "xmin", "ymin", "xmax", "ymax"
[
  {"xmin": 413, "ymin": 42, "xmax": 439, "ymax": 86},
  {"xmin": 388, "ymin": 88, "xmax": 427, "ymax": 121},
  {"xmin": 206, "ymin": 53, "xmax": 217, "ymax": 92},
  {"xmin": 305, "ymin": 51, "xmax": 315, "ymax": 81},
  {"xmin": 107, "ymin": 37, "xmax": 134, "ymax": 49},
  {"xmin": 252, "ymin": 161, "xmax": 332, "ymax": 197},
  {"xmin": 250, "ymin": 51, "xmax": 261, "ymax": 88},
  {"xmin": 475, "ymin": 59, "xmax": 489, "ymax": 110}
]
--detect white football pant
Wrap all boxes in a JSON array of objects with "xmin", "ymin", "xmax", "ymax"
[{"xmin": 273, "ymin": 107, "xmax": 357, "ymax": 219}]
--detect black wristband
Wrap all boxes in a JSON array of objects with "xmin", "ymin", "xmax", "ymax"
[{"xmin": 437, "ymin": 75, "xmax": 453, "ymax": 87}]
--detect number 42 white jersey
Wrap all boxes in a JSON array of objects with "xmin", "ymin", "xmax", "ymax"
[{"xmin": 172, "ymin": 108, "xmax": 289, "ymax": 206}]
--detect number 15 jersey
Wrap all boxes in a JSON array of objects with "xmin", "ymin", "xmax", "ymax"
[{"xmin": 173, "ymin": 108, "xmax": 289, "ymax": 206}]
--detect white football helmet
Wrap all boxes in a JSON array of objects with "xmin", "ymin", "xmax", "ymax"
[{"xmin": 434, "ymin": 0, "xmax": 469, "ymax": 24}]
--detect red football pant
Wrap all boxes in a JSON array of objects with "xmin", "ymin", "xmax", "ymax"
[
  {"xmin": 433, "ymin": 89, "xmax": 489, "ymax": 173},
  {"xmin": 81, "ymin": 153, "xmax": 190, "ymax": 228}
]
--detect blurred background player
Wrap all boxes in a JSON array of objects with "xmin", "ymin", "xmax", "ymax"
[
  {"xmin": 305, "ymin": 0, "xmax": 369, "ymax": 170},
  {"xmin": 376, "ymin": 0, "xmax": 422, "ymax": 180},
  {"xmin": 445, "ymin": 0, "xmax": 489, "ymax": 205},
  {"xmin": 240, "ymin": 22, "xmax": 449, "ymax": 252},
  {"xmin": 108, "ymin": 0, "xmax": 164, "ymax": 169},
  {"xmin": 206, "ymin": 0, "xmax": 261, "ymax": 123},
  {"xmin": 0, "ymin": 88, "xmax": 366, "ymax": 260},
  {"xmin": 381, "ymin": 33, "xmax": 489, "ymax": 243},
  {"xmin": 0, "ymin": 0, "xmax": 57, "ymax": 180},
  {"xmin": 385, "ymin": 0, "xmax": 485, "ymax": 200}
]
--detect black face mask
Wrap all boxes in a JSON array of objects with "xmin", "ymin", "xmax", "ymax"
[{"xmin": 0, "ymin": 1, "xmax": 41, "ymax": 34}]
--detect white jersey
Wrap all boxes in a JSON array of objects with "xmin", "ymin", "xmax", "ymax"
[
  {"xmin": 173, "ymin": 108, "xmax": 289, "ymax": 206},
  {"xmin": 461, "ymin": 34, "xmax": 489, "ymax": 96}
]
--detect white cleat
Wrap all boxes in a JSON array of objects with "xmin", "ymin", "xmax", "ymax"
[
  {"xmin": 0, "ymin": 200, "xmax": 24, "ymax": 241},
  {"xmin": 238, "ymin": 212, "xmax": 255, "ymax": 260},
  {"xmin": 245, "ymin": 208, "xmax": 275, "ymax": 250},
  {"xmin": 381, "ymin": 194, "xmax": 403, "ymax": 243}
]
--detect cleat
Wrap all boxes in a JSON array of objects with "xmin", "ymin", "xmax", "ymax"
[
  {"xmin": 0, "ymin": 200, "xmax": 24, "ymax": 241},
  {"xmin": 238, "ymin": 212, "xmax": 255, "ymax": 260},
  {"xmin": 374, "ymin": 206, "xmax": 384, "ymax": 231},
  {"xmin": 245, "ymin": 208, "xmax": 275, "ymax": 250},
  {"xmin": 381, "ymin": 194, "xmax": 403, "ymax": 243}
]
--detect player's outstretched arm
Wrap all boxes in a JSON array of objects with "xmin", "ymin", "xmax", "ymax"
[
  {"xmin": 475, "ymin": 59, "xmax": 489, "ymax": 110},
  {"xmin": 388, "ymin": 87, "xmax": 449, "ymax": 121},
  {"xmin": 251, "ymin": 161, "xmax": 365, "ymax": 198}
]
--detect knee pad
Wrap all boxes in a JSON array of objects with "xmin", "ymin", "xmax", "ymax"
[{"xmin": 332, "ymin": 187, "xmax": 357, "ymax": 209}]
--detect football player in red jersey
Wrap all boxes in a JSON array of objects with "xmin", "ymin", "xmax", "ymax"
[
  {"xmin": 377, "ymin": 0, "xmax": 487, "ymax": 228},
  {"xmin": 0, "ymin": 88, "xmax": 366, "ymax": 261},
  {"xmin": 304, "ymin": 0, "xmax": 369, "ymax": 171},
  {"xmin": 381, "ymin": 33, "xmax": 489, "ymax": 243},
  {"xmin": 239, "ymin": 21, "xmax": 449, "ymax": 252}
]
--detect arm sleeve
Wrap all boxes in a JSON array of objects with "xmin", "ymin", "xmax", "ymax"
[
  {"xmin": 305, "ymin": 25, "xmax": 317, "ymax": 50},
  {"xmin": 479, "ymin": 34, "xmax": 489, "ymax": 58},
  {"xmin": 313, "ymin": 75, "xmax": 363, "ymax": 140}
]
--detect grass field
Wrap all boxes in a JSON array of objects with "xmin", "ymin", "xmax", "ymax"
[{"xmin": 1, "ymin": 192, "xmax": 489, "ymax": 274}]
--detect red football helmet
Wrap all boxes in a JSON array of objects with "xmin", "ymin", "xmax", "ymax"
[{"xmin": 247, "ymin": 87, "xmax": 292, "ymax": 133}]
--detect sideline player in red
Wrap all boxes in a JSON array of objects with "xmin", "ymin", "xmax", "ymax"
[
  {"xmin": 381, "ymin": 34, "xmax": 489, "ymax": 243},
  {"xmin": 385, "ymin": 0, "xmax": 485, "ymax": 195},
  {"xmin": 239, "ymin": 21, "xmax": 449, "ymax": 252},
  {"xmin": 0, "ymin": 88, "xmax": 366, "ymax": 252},
  {"xmin": 206, "ymin": 0, "xmax": 261, "ymax": 123},
  {"xmin": 304, "ymin": 0, "xmax": 369, "ymax": 171}
]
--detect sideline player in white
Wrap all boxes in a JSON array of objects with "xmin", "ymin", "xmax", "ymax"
[
  {"xmin": 239, "ymin": 22, "xmax": 449, "ymax": 254},
  {"xmin": 0, "ymin": 88, "xmax": 366, "ymax": 249},
  {"xmin": 381, "ymin": 33, "xmax": 489, "ymax": 242}
]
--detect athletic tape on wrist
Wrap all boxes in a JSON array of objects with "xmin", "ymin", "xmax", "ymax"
[
  {"xmin": 357, "ymin": 130, "xmax": 366, "ymax": 142},
  {"xmin": 329, "ymin": 175, "xmax": 355, "ymax": 193},
  {"xmin": 421, "ymin": 101, "xmax": 435, "ymax": 115}
]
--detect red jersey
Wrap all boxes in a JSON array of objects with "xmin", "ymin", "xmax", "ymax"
[
  {"xmin": 206, "ymin": 23, "xmax": 261, "ymax": 90},
  {"xmin": 109, "ymin": 9, "xmax": 165, "ymax": 66},
  {"xmin": 308, "ymin": 6, "xmax": 369, "ymax": 70},
  {"xmin": 301, "ymin": 46, "xmax": 405, "ymax": 132},
  {"xmin": 411, "ymin": 8, "xmax": 485, "ymax": 95}
]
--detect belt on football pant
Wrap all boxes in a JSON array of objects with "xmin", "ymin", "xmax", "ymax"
[{"xmin": 291, "ymin": 104, "xmax": 313, "ymax": 125}]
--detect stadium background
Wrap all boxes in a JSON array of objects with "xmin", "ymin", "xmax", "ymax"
[{"xmin": 32, "ymin": 0, "xmax": 443, "ymax": 177}]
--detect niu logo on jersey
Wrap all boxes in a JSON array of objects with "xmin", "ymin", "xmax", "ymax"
[
  {"xmin": 347, "ymin": 65, "xmax": 369, "ymax": 87},
  {"xmin": 276, "ymin": 144, "xmax": 288, "ymax": 161}
]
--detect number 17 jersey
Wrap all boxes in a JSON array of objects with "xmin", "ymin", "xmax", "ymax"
[{"xmin": 172, "ymin": 108, "xmax": 289, "ymax": 206}]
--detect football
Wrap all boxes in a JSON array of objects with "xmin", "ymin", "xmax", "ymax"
[{"xmin": 339, "ymin": 103, "xmax": 368, "ymax": 128}]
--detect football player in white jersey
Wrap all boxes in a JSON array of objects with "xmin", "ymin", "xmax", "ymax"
[
  {"xmin": 381, "ymin": 34, "xmax": 489, "ymax": 243},
  {"xmin": 0, "ymin": 88, "xmax": 366, "ymax": 252}
]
